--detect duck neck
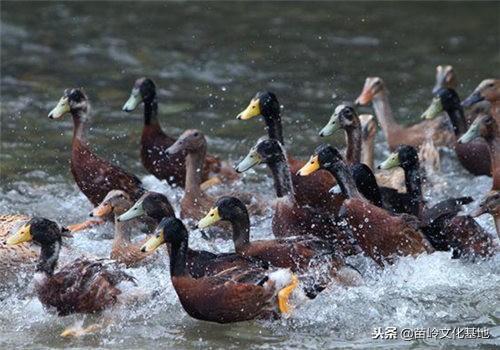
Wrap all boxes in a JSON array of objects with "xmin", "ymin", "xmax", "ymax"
[
  {"xmin": 230, "ymin": 213, "xmax": 251, "ymax": 252},
  {"xmin": 113, "ymin": 215, "xmax": 134, "ymax": 244},
  {"xmin": 487, "ymin": 136, "xmax": 500, "ymax": 182},
  {"xmin": 267, "ymin": 153, "xmax": 295, "ymax": 200},
  {"xmin": 403, "ymin": 165, "xmax": 424, "ymax": 212},
  {"xmin": 361, "ymin": 135, "xmax": 375, "ymax": 169},
  {"xmin": 345, "ymin": 125, "xmax": 362, "ymax": 165},
  {"xmin": 445, "ymin": 106, "xmax": 467, "ymax": 136},
  {"xmin": 169, "ymin": 237, "xmax": 189, "ymax": 277},
  {"xmin": 264, "ymin": 113, "xmax": 284, "ymax": 145},
  {"xmin": 71, "ymin": 109, "xmax": 88, "ymax": 142},
  {"xmin": 184, "ymin": 146, "xmax": 206, "ymax": 198},
  {"xmin": 372, "ymin": 92, "xmax": 402, "ymax": 146},
  {"xmin": 325, "ymin": 161, "xmax": 362, "ymax": 199},
  {"xmin": 144, "ymin": 97, "xmax": 160, "ymax": 127},
  {"xmin": 495, "ymin": 215, "xmax": 500, "ymax": 238},
  {"xmin": 36, "ymin": 240, "xmax": 61, "ymax": 276}
]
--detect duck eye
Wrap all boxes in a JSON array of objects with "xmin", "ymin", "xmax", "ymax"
[{"xmin": 193, "ymin": 132, "xmax": 199, "ymax": 137}]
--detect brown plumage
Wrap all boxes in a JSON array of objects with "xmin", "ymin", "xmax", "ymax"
[
  {"xmin": 441, "ymin": 216, "xmax": 498, "ymax": 259},
  {"xmin": 6, "ymin": 217, "xmax": 136, "ymax": 316},
  {"xmin": 48, "ymin": 88, "xmax": 144, "ymax": 207},
  {"xmin": 235, "ymin": 138, "xmax": 356, "ymax": 255},
  {"xmin": 116, "ymin": 192, "xmax": 269, "ymax": 278},
  {"xmin": 355, "ymin": 77, "xmax": 456, "ymax": 150},
  {"xmin": 462, "ymin": 79, "xmax": 500, "ymax": 125},
  {"xmin": 198, "ymin": 196, "xmax": 353, "ymax": 297},
  {"xmin": 472, "ymin": 191, "xmax": 500, "ymax": 237},
  {"xmin": 235, "ymin": 91, "xmax": 338, "ymax": 211},
  {"xmin": 458, "ymin": 114, "xmax": 500, "ymax": 190},
  {"xmin": 122, "ymin": 78, "xmax": 236, "ymax": 187},
  {"xmin": 422, "ymin": 88, "xmax": 491, "ymax": 176},
  {"xmin": 141, "ymin": 217, "xmax": 298, "ymax": 323},
  {"xmin": 298, "ymin": 145, "xmax": 433, "ymax": 266},
  {"xmin": 166, "ymin": 129, "xmax": 262, "ymax": 222}
]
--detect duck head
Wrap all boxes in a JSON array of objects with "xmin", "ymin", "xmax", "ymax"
[
  {"xmin": 462, "ymin": 79, "xmax": 500, "ymax": 108},
  {"xmin": 433, "ymin": 65, "xmax": 457, "ymax": 94},
  {"xmin": 235, "ymin": 137, "xmax": 285, "ymax": 173},
  {"xmin": 319, "ymin": 104, "xmax": 359, "ymax": 137},
  {"xmin": 122, "ymin": 77, "xmax": 156, "ymax": 112},
  {"xmin": 355, "ymin": 77, "xmax": 385, "ymax": 106},
  {"xmin": 48, "ymin": 88, "xmax": 89, "ymax": 119}
]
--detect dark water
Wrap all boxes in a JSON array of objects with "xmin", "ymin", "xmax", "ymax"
[{"xmin": 1, "ymin": 2, "xmax": 499, "ymax": 349}]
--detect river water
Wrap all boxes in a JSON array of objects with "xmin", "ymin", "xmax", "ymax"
[{"xmin": 1, "ymin": 2, "xmax": 499, "ymax": 349}]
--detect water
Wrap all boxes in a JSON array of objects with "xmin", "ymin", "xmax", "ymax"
[{"xmin": 1, "ymin": 1, "xmax": 499, "ymax": 349}]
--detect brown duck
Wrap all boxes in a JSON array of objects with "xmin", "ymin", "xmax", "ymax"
[
  {"xmin": 122, "ymin": 78, "xmax": 236, "ymax": 187},
  {"xmin": 48, "ymin": 88, "xmax": 145, "ymax": 207},
  {"xmin": 140, "ymin": 217, "xmax": 299, "ymax": 323}
]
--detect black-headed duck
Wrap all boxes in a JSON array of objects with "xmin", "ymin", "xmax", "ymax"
[{"xmin": 140, "ymin": 217, "xmax": 299, "ymax": 322}]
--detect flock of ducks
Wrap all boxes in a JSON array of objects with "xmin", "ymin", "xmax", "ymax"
[{"xmin": 2, "ymin": 66, "xmax": 499, "ymax": 334}]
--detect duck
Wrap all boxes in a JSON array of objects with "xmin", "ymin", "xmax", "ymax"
[
  {"xmin": 236, "ymin": 91, "xmax": 337, "ymax": 211},
  {"xmin": 472, "ymin": 191, "xmax": 500, "ymax": 237},
  {"xmin": 165, "ymin": 129, "xmax": 262, "ymax": 222},
  {"xmin": 355, "ymin": 77, "xmax": 455, "ymax": 150},
  {"xmin": 48, "ymin": 88, "xmax": 145, "ymax": 210},
  {"xmin": 140, "ymin": 217, "xmax": 299, "ymax": 322},
  {"xmin": 358, "ymin": 113, "xmax": 377, "ymax": 170},
  {"xmin": 117, "ymin": 191, "xmax": 269, "ymax": 278},
  {"xmin": 89, "ymin": 190, "xmax": 156, "ymax": 267},
  {"xmin": 433, "ymin": 65, "xmax": 458, "ymax": 94},
  {"xmin": 422, "ymin": 88, "xmax": 491, "ymax": 176},
  {"xmin": 458, "ymin": 114, "xmax": 500, "ymax": 190},
  {"xmin": 462, "ymin": 79, "xmax": 500, "ymax": 123},
  {"xmin": 122, "ymin": 77, "xmax": 235, "ymax": 188},
  {"xmin": 7, "ymin": 217, "xmax": 136, "ymax": 316},
  {"xmin": 235, "ymin": 138, "xmax": 356, "ymax": 254},
  {"xmin": 198, "ymin": 196, "xmax": 360, "ymax": 294},
  {"xmin": 0, "ymin": 215, "xmax": 38, "ymax": 284},
  {"xmin": 379, "ymin": 145, "xmax": 497, "ymax": 258},
  {"xmin": 319, "ymin": 104, "xmax": 407, "ymax": 197},
  {"xmin": 298, "ymin": 144, "xmax": 434, "ymax": 265}
]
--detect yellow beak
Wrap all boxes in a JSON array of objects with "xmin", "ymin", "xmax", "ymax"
[
  {"xmin": 297, "ymin": 155, "xmax": 320, "ymax": 176},
  {"xmin": 140, "ymin": 230, "xmax": 165, "ymax": 253},
  {"xmin": 197, "ymin": 207, "xmax": 221, "ymax": 229},
  {"xmin": 7, "ymin": 224, "xmax": 33, "ymax": 245},
  {"xmin": 236, "ymin": 98, "xmax": 261, "ymax": 120}
]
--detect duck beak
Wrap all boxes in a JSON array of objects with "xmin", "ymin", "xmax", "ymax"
[
  {"xmin": 122, "ymin": 88, "xmax": 141, "ymax": 112},
  {"xmin": 140, "ymin": 228, "xmax": 165, "ymax": 253},
  {"xmin": 7, "ymin": 224, "xmax": 32, "ymax": 245},
  {"xmin": 197, "ymin": 207, "xmax": 221, "ymax": 229},
  {"xmin": 166, "ymin": 138, "xmax": 185, "ymax": 155},
  {"xmin": 319, "ymin": 114, "xmax": 340, "ymax": 137},
  {"xmin": 297, "ymin": 155, "xmax": 320, "ymax": 176},
  {"xmin": 91, "ymin": 202, "xmax": 113, "ymax": 218},
  {"xmin": 458, "ymin": 120, "xmax": 481, "ymax": 144},
  {"xmin": 378, "ymin": 152, "xmax": 400, "ymax": 170},
  {"xmin": 236, "ymin": 98, "xmax": 261, "ymax": 120},
  {"xmin": 421, "ymin": 97, "xmax": 443, "ymax": 120},
  {"xmin": 461, "ymin": 91, "xmax": 484, "ymax": 108},
  {"xmin": 117, "ymin": 200, "xmax": 144, "ymax": 222},
  {"xmin": 355, "ymin": 89, "xmax": 373, "ymax": 106},
  {"xmin": 235, "ymin": 148, "xmax": 261, "ymax": 173},
  {"xmin": 48, "ymin": 96, "xmax": 70, "ymax": 119}
]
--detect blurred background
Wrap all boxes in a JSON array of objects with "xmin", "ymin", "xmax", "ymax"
[
  {"xmin": 2, "ymin": 1, "xmax": 499, "ymax": 186},
  {"xmin": 1, "ymin": 3, "xmax": 500, "ymax": 349}
]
